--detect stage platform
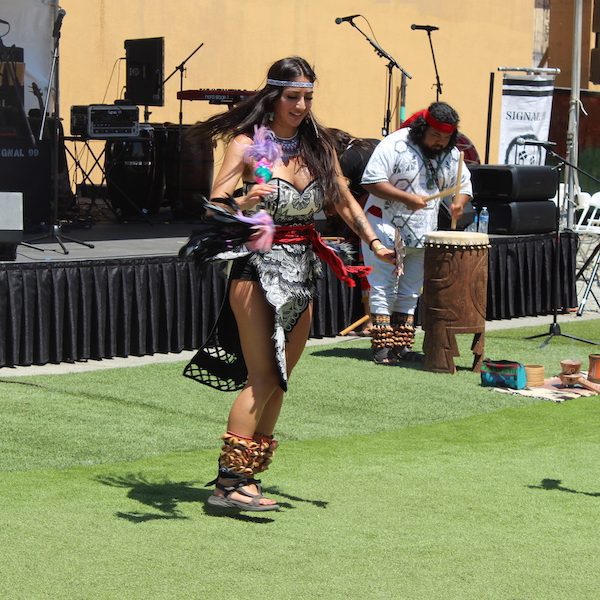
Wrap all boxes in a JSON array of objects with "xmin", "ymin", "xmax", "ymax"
[
  {"xmin": 0, "ymin": 218, "xmax": 582, "ymax": 368},
  {"xmin": 14, "ymin": 221, "xmax": 195, "ymax": 263}
]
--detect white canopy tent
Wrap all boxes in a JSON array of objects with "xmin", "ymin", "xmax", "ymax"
[{"xmin": 0, "ymin": 0, "xmax": 56, "ymax": 113}]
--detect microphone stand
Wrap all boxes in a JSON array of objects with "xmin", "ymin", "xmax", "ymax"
[
  {"xmin": 161, "ymin": 41, "xmax": 204, "ymax": 218},
  {"xmin": 422, "ymin": 29, "xmax": 442, "ymax": 101},
  {"xmin": 546, "ymin": 149, "xmax": 600, "ymax": 318},
  {"xmin": 524, "ymin": 151, "xmax": 597, "ymax": 347},
  {"xmin": 346, "ymin": 20, "xmax": 412, "ymax": 136},
  {"xmin": 28, "ymin": 15, "xmax": 94, "ymax": 254}
]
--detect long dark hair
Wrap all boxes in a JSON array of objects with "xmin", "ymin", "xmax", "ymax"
[
  {"xmin": 328, "ymin": 128, "xmax": 379, "ymax": 157},
  {"xmin": 407, "ymin": 101, "xmax": 460, "ymax": 149},
  {"xmin": 186, "ymin": 56, "xmax": 343, "ymax": 207}
]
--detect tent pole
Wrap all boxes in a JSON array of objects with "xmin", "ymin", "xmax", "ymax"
[{"xmin": 565, "ymin": 0, "xmax": 583, "ymax": 229}]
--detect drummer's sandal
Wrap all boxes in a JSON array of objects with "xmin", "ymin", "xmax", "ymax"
[
  {"xmin": 372, "ymin": 347, "xmax": 401, "ymax": 365},
  {"xmin": 394, "ymin": 348, "xmax": 424, "ymax": 363}
]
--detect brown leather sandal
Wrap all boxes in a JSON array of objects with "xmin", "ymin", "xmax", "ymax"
[{"xmin": 207, "ymin": 474, "xmax": 280, "ymax": 512}]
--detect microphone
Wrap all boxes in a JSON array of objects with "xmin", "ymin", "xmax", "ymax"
[
  {"xmin": 411, "ymin": 24, "xmax": 439, "ymax": 32},
  {"xmin": 516, "ymin": 137, "xmax": 556, "ymax": 147},
  {"xmin": 335, "ymin": 14, "xmax": 360, "ymax": 24},
  {"xmin": 52, "ymin": 8, "xmax": 66, "ymax": 38}
]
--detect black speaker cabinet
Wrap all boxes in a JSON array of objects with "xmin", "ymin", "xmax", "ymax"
[
  {"xmin": 0, "ymin": 191, "xmax": 23, "ymax": 260},
  {"xmin": 0, "ymin": 138, "xmax": 51, "ymax": 232},
  {"xmin": 474, "ymin": 200, "xmax": 558, "ymax": 234},
  {"xmin": 124, "ymin": 37, "xmax": 164, "ymax": 107},
  {"xmin": 469, "ymin": 165, "xmax": 558, "ymax": 200},
  {"xmin": 591, "ymin": 48, "xmax": 600, "ymax": 85}
]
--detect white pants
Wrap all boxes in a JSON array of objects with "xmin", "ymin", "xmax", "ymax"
[{"xmin": 361, "ymin": 218, "xmax": 425, "ymax": 315}]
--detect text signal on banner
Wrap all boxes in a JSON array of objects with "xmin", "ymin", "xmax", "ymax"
[{"xmin": 498, "ymin": 74, "xmax": 556, "ymax": 166}]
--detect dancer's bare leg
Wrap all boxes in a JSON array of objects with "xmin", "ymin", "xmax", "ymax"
[
  {"xmin": 255, "ymin": 303, "xmax": 313, "ymax": 435},
  {"xmin": 214, "ymin": 280, "xmax": 286, "ymax": 506},
  {"xmin": 226, "ymin": 280, "xmax": 283, "ymax": 435}
]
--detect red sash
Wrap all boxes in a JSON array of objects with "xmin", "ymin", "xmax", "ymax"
[{"xmin": 273, "ymin": 224, "xmax": 371, "ymax": 288}]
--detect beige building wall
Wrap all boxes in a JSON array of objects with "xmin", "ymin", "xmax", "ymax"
[
  {"xmin": 548, "ymin": 0, "xmax": 599, "ymax": 90},
  {"xmin": 59, "ymin": 0, "xmax": 536, "ymax": 165}
]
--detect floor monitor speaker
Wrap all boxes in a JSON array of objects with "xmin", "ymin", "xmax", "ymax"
[
  {"xmin": 469, "ymin": 165, "xmax": 558, "ymax": 201},
  {"xmin": 473, "ymin": 199, "xmax": 558, "ymax": 235}
]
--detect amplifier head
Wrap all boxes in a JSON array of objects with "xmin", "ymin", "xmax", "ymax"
[{"xmin": 70, "ymin": 104, "xmax": 140, "ymax": 139}]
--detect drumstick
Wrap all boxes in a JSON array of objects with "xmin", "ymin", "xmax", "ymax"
[
  {"xmin": 423, "ymin": 187, "xmax": 457, "ymax": 202},
  {"xmin": 451, "ymin": 152, "xmax": 464, "ymax": 230},
  {"xmin": 339, "ymin": 314, "xmax": 370, "ymax": 336}
]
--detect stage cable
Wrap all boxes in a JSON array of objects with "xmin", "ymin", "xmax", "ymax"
[
  {"xmin": 101, "ymin": 56, "xmax": 125, "ymax": 104},
  {"xmin": 0, "ymin": 20, "xmax": 10, "ymax": 38}
]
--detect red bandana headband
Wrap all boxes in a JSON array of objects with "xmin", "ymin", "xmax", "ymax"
[{"xmin": 400, "ymin": 109, "xmax": 457, "ymax": 134}]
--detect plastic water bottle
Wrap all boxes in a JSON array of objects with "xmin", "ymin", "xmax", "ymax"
[
  {"xmin": 478, "ymin": 206, "xmax": 489, "ymax": 234},
  {"xmin": 466, "ymin": 214, "xmax": 478, "ymax": 232}
]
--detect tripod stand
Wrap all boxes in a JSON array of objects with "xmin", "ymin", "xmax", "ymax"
[
  {"xmin": 27, "ymin": 10, "xmax": 94, "ymax": 254},
  {"xmin": 524, "ymin": 153, "xmax": 597, "ymax": 347},
  {"xmin": 343, "ymin": 17, "xmax": 411, "ymax": 136}
]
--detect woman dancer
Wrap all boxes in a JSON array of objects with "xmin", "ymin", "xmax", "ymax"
[{"xmin": 185, "ymin": 56, "xmax": 394, "ymax": 511}]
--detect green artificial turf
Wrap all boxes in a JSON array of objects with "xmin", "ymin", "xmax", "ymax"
[{"xmin": 0, "ymin": 319, "xmax": 598, "ymax": 599}]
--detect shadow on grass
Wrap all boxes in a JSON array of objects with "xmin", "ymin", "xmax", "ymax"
[
  {"xmin": 95, "ymin": 474, "xmax": 328, "ymax": 523},
  {"xmin": 96, "ymin": 473, "xmax": 278, "ymax": 524},
  {"xmin": 0, "ymin": 379, "xmax": 48, "ymax": 388},
  {"xmin": 312, "ymin": 346, "xmax": 425, "ymax": 370},
  {"xmin": 527, "ymin": 478, "xmax": 600, "ymax": 498},
  {"xmin": 262, "ymin": 486, "xmax": 329, "ymax": 509}
]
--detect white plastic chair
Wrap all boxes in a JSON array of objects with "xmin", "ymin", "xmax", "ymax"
[
  {"xmin": 573, "ymin": 193, "xmax": 600, "ymax": 314},
  {"xmin": 574, "ymin": 193, "xmax": 600, "ymax": 234}
]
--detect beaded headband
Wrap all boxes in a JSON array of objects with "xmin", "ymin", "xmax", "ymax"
[{"xmin": 266, "ymin": 78, "xmax": 314, "ymax": 88}]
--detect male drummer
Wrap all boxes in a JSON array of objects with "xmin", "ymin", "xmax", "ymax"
[{"xmin": 361, "ymin": 101, "xmax": 473, "ymax": 365}]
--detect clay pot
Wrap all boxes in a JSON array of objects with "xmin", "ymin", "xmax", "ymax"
[
  {"xmin": 560, "ymin": 359, "xmax": 582, "ymax": 375},
  {"xmin": 588, "ymin": 354, "xmax": 600, "ymax": 384}
]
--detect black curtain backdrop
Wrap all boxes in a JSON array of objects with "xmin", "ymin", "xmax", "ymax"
[{"xmin": 0, "ymin": 232, "xmax": 578, "ymax": 368}]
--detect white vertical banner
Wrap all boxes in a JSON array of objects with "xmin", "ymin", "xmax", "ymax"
[
  {"xmin": 0, "ymin": 0, "xmax": 56, "ymax": 112},
  {"xmin": 498, "ymin": 74, "xmax": 556, "ymax": 165}
]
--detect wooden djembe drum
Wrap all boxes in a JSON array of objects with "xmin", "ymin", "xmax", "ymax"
[{"xmin": 421, "ymin": 231, "xmax": 490, "ymax": 373}]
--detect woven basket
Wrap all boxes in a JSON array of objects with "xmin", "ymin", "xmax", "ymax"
[{"xmin": 525, "ymin": 364, "xmax": 545, "ymax": 388}]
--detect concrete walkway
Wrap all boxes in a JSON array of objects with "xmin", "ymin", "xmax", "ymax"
[{"xmin": 0, "ymin": 311, "xmax": 597, "ymax": 378}]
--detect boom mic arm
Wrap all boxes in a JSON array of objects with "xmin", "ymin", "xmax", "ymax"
[{"xmin": 516, "ymin": 137, "xmax": 557, "ymax": 147}]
